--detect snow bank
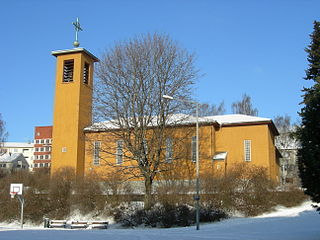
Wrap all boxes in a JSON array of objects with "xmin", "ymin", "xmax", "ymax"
[{"xmin": 0, "ymin": 201, "xmax": 319, "ymax": 240}]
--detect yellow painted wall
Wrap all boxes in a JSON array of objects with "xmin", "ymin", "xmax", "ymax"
[
  {"xmin": 84, "ymin": 123, "xmax": 279, "ymax": 183},
  {"xmin": 214, "ymin": 124, "xmax": 279, "ymax": 181},
  {"xmin": 51, "ymin": 50, "xmax": 96, "ymax": 177}
]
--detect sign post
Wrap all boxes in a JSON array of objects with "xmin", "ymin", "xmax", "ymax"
[{"xmin": 10, "ymin": 183, "xmax": 24, "ymax": 229}]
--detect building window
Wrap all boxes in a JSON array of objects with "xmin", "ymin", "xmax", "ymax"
[
  {"xmin": 41, "ymin": 139, "xmax": 44, "ymax": 144},
  {"xmin": 40, "ymin": 147, "xmax": 44, "ymax": 152},
  {"xmin": 83, "ymin": 62, "xmax": 90, "ymax": 84},
  {"xmin": 45, "ymin": 163, "xmax": 49, "ymax": 167},
  {"xmin": 142, "ymin": 139, "xmax": 148, "ymax": 156},
  {"xmin": 93, "ymin": 141, "xmax": 101, "ymax": 166},
  {"xmin": 116, "ymin": 140, "xmax": 123, "ymax": 165},
  {"xmin": 244, "ymin": 140, "xmax": 252, "ymax": 162},
  {"xmin": 46, "ymin": 139, "xmax": 50, "ymax": 144},
  {"xmin": 191, "ymin": 136, "xmax": 196, "ymax": 162},
  {"xmin": 45, "ymin": 147, "xmax": 50, "ymax": 152},
  {"xmin": 63, "ymin": 59, "xmax": 74, "ymax": 82},
  {"xmin": 165, "ymin": 138, "xmax": 173, "ymax": 163},
  {"xmin": 35, "ymin": 147, "xmax": 39, "ymax": 152},
  {"xmin": 34, "ymin": 163, "xmax": 38, "ymax": 168},
  {"xmin": 45, "ymin": 155, "xmax": 49, "ymax": 160}
]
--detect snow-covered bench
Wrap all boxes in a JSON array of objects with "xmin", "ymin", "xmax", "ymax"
[
  {"xmin": 89, "ymin": 221, "xmax": 109, "ymax": 229},
  {"xmin": 49, "ymin": 220, "xmax": 67, "ymax": 228},
  {"xmin": 70, "ymin": 220, "xmax": 88, "ymax": 229}
]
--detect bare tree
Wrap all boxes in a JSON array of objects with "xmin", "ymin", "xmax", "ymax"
[
  {"xmin": 0, "ymin": 114, "xmax": 8, "ymax": 154},
  {"xmin": 231, "ymin": 94, "xmax": 258, "ymax": 116},
  {"xmin": 274, "ymin": 115, "xmax": 299, "ymax": 185},
  {"xmin": 93, "ymin": 33, "xmax": 199, "ymax": 208},
  {"xmin": 198, "ymin": 102, "xmax": 225, "ymax": 117}
]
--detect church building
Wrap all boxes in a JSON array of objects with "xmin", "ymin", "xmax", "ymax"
[{"xmin": 50, "ymin": 41, "xmax": 280, "ymax": 183}]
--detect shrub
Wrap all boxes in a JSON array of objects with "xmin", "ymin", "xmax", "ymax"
[
  {"xmin": 202, "ymin": 163, "xmax": 276, "ymax": 216},
  {"xmin": 71, "ymin": 172, "xmax": 105, "ymax": 215},
  {"xmin": 114, "ymin": 203, "xmax": 228, "ymax": 228}
]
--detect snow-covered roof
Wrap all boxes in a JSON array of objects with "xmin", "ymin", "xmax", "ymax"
[
  {"xmin": 2, "ymin": 142, "xmax": 34, "ymax": 148},
  {"xmin": 85, "ymin": 114, "xmax": 275, "ymax": 132},
  {"xmin": 0, "ymin": 153, "xmax": 24, "ymax": 162}
]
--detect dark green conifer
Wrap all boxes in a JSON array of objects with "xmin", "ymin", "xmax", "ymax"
[{"xmin": 297, "ymin": 21, "xmax": 320, "ymax": 208}]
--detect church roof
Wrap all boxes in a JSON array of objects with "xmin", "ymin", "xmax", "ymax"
[{"xmin": 85, "ymin": 114, "xmax": 278, "ymax": 134}]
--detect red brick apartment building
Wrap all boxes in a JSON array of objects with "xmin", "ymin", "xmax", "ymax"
[{"xmin": 33, "ymin": 126, "xmax": 52, "ymax": 169}]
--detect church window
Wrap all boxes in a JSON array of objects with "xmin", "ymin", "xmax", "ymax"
[
  {"xmin": 244, "ymin": 140, "xmax": 252, "ymax": 162},
  {"xmin": 116, "ymin": 140, "xmax": 123, "ymax": 165},
  {"xmin": 191, "ymin": 136, "xmax": 196, "ymax": 162},
  {"xmin": 93, "ymin": 141, "xmax": 101, "ymax": 166},
  {"xmin": 165, "ymin": 138, "xmax": 173, "ymax": 163}
]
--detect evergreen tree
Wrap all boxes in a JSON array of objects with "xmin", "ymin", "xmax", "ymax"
[{"xmin": 297, "ymin": 21, "xmax": 320, "ymax": 208}]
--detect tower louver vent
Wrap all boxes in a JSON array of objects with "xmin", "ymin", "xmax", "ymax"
[
  {"xmin": 63, "ymin": 60, "xmax": 74, "ymax": 82},
  {"xmin": 83, "ymin": 62, "xmax": 89, "ymax": 84}
]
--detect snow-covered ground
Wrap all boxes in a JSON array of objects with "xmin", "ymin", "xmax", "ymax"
[{"xmin": 0, "ymin": 202, "xmax": 319, "ymax": 240}]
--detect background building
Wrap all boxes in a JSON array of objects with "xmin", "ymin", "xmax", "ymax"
[
  {"xmin": 1, "ymin": 142, "xmax": 34, "ymax": 168},
  {"xmin": 33, "ymin": 126, "xmax": 52, "ymax": 170},
  {"xmin": 0, "ymin": 153, "xmax": 29, "ymax": 172}
]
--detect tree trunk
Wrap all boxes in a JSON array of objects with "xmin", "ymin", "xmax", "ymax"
[{"xmin": 144, "ymin": 177, "xmax": 153, "ymax": 209}]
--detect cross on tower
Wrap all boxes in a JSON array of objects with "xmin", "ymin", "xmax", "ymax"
[{"xmin": 72, "ymin": 17, "xmax": 83, "ymax": 47}]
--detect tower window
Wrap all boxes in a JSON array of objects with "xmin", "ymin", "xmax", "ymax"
[
  {"xmin": 63, "ymin": 59, "xmax": 74, "ymax": 82},
  {"xmin": 83, "ymin": 62, "xmax": 90, "ymax": 84}
]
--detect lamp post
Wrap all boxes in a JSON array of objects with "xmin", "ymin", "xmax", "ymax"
[{"xmin": 162, "ymin": 95, "xmax": 200, "ymax": 230}]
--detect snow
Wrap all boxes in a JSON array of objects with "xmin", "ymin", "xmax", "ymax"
[
  {"xmin": 85, "ymin": 114, "xmax": 273, "ymax": 131},
  {"xmin": 0, "ymin": 201, "xmax": 319, "ymax": 240}
]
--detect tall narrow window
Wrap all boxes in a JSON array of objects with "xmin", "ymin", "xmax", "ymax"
[
  {"xmin": 63, "ymin": 59, "xmax": 74, "ymax": 82},
  {"xmin": 116, "ymin": 140, "xmax": 123, "ymax": 165},
  {"xmin": 142, "ymin": 139, "xmax": 148, "ymax": 156},
  {"xmin": 165, "ymin": 138, "xmax": 173, "ymax": 163},
  {"xmin": 244, "ymin": 140, "xmax": 252, "ymax": 162},
  {"xmin": 191, "ymin": 136, "xmax": 196, "ymax": 162},
  {"xmin": 83, "ymin": 62, "xmax": 89, "ymax": 84},
  {"xmin": 93, "ymin": 141, "xmax": 101, "ymax": 165}
]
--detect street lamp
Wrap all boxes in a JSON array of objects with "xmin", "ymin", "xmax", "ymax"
[{"xmin": 162, "ymin": 95, "xmax": 200, "ymax": 230}]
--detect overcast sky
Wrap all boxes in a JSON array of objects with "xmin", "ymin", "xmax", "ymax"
[{"xmin": 1, "ymin": 0, "xmax": 319, "ymax": 142}]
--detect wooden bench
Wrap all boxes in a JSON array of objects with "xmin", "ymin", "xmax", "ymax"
[{"xmin": 49, "ymin": 220, "xmax": 67, "ymax": 228}]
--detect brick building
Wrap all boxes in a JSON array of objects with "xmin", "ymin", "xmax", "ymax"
[{"xmin": 33, "ymin": 126, "xmax": 52, "ymax": 169}]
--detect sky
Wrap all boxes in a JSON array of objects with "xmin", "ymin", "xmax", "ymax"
[{"xmin": 1, "ymin": 0, "xmax": 319, "ymax": 142}]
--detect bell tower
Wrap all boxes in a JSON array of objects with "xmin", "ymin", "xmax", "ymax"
[
  {"xmin": 51, "ymin": 19, "xmax": 99, "ymax": 177},
  {"xmin": 51, "ymin": 48, "xmax": 99, "ymax": 177}
]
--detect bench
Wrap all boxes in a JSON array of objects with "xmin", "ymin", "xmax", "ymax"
[
  {"xmin": 89, "ymin": 221, "xmax": 109, "ymax": 229},
  {"xmin": 70, "ymin": 220, "xmax": 88, "ymax": 229},
  {"xmin": 49, "ymin": 220, "xmax": 67, "ymax": 228}
]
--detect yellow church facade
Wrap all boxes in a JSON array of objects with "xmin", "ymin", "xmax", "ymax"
[{"xmin": 50, "ymin": 47, "xmax": 280, "ymax": 183}]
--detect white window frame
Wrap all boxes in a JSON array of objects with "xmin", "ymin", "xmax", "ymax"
[
  {"xmin": 116, "ymin": 140, "xmax": 123, "ymax": 165},
  {"xmin": 93, "ymin": 141, "xmax": 101, "ymax": 166},
  {"xmin": 191, "ymin": 136, "xmax": 196, "ymax": 162},
  {"xmin": 165, "ymin": 137, "xmax": 173, "ymax": 163},
  {"xmin": 244, "ymin": 140, "xmax": 252, "ymax": 162}
]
